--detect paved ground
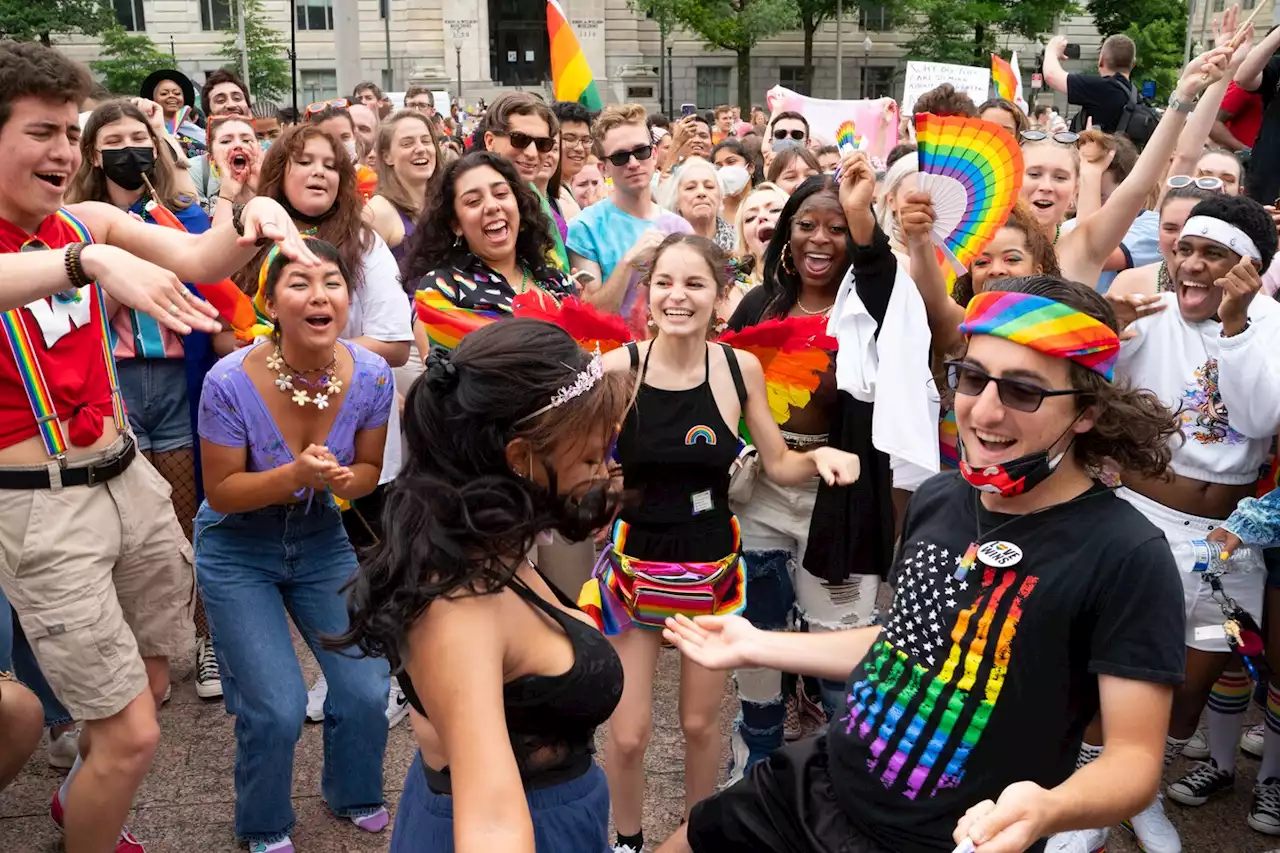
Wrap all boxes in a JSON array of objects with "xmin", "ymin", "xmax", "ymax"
[{"xmin": 2, "ymin": 638, "xmax": 1279, "ymax": 853}]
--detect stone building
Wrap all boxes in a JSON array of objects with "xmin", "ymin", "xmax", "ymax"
[{"xmin": 60, "ymin": 0, "xmax": 1274, "ymax": 115}]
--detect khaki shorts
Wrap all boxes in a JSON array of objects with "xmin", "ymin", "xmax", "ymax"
[{"xmin": 0, "ymin": 436, "xmax": 195, "ymax": 720}]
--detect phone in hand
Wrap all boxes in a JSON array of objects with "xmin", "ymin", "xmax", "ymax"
[
  {"xmin": 681, "ymin": 103, "xmax": 697, "ymax": 117},
  {"xmin": 1064, "ymin": 42, "xmax": 1081, "ymax": 60}
]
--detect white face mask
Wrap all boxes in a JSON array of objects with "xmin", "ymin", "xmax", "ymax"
[
  {"xmin": 718, "ymin": 164, "xmax": 750, "ymax": 197},
  {"xmin": 343, "ymin": 139, "xmax": 358, "ymax": 162}
]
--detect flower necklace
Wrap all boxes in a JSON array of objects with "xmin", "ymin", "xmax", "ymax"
[{"xmin": 266, "ymin": 344, "xmax": 343, "ymax": 409}]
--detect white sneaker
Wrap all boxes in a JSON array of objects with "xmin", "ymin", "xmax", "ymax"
[
  {"xmin": 195, "ymin": 636, "xmax": 223, "ymax": 699},
  {"xmin": 1044, "ymin": 827, "xmax": 1108, "ymax": 853},
  {"xmin": 162, "ymin": 683, "xmax": 171, "ymax": 705},
  {"xmin": 46, "ymin": 728, "xmax": 79, "ymax": 770},
  {"xmin": 1243, "ymin": 724, "xmax": 1265, "ymax": 759},
  {"xmin": 612, "ymin": 846, "xmax": 641, "ymax": 853},
  {"xmin": 305, "ymin": 675, "xmax": 328, "ymax": 723},
  {"xmin": 1122, "ymin": 793, "xmax": 1180, "ymax": 853},
  {"xmin": 386, "ymin": 677, "xmax": 409, "ymax": 729},
  {"xmin": 1182, "ymin": 729, "xmax": 1209, "ymax": 760}
]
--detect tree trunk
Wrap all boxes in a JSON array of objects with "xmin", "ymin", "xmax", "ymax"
[
  {"xmin": 803, "ymin": 18, "xmax": 817, "ymax": 95},
  {"xmin": 40, "ymin": 32, "xmax": 52, "ymax": 46},
  {"xmin": 738, "ymin": 46, "xmax": 752, "ymax": 112},
  {"xmin": 973, "ymin": 22, "xmax": 985, "ymax": 64}
]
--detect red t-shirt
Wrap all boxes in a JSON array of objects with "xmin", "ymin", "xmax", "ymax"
[
  {"xmin": 1222, "ymin": 81, "xmax": 1263, "ymax": 148},
  {"xmin": 0, "ymin": 211, "xmax": 115, "ymax": 451}
]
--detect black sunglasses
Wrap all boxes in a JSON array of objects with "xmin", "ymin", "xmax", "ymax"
[
  {"xmin": 603, "ymin": 144, "xmax": 654, "ymax": 167},
  {"xmin": 945, "ymin": 361, "xmax": 1084, "ymax": 413},
  {"xmin": 496, "ymin": 130, "xmax": 556, "ymax": 154},
  {"xmin": 773, "ymin": 129, "xmax": 805, "ymax": 141}
]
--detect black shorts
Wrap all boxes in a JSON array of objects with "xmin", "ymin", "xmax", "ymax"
[{"xmin": 687, "ymin": 735, "xmax": 891, "ymax": 853}]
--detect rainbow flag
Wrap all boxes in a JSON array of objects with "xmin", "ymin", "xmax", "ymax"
[
  {"xmin": 990, "ymin": 52, "xmax": 1026, "ymax": 112},
  {"xmin": 548, "ymin": 0, "xmax": 603, "ymax": 110}
]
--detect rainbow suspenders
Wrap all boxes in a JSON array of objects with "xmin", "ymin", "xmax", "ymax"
[{"xmin": 0, "ymin": 208, "xmax": 128, "ymax": 462}]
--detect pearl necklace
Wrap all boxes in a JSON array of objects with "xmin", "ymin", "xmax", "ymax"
[{"xmin": 266, "ymin": 345, "xmax": 343, "ymax": 409}]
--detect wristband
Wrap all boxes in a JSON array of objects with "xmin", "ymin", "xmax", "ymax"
[
  {"xmin": 63, "ymin": 242, "xmax": 90, "ymax": 290},
  {"xmin": 218, "ymin": 194, "xmax": 236, "ymax": 203},
  {"xmin": 231, "ymin": 203, "xmax": 247, "ymax": 237},
  {"xmin": 1221, "ymin": 320, "xmax": 1251, "ymax": 338}
]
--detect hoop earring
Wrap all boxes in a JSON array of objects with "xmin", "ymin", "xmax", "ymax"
[{"xmin": 781, "ymin": 241, "xmax": 796, "ymax": 276}]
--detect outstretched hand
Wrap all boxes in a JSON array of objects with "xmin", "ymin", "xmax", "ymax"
[{"xmin": 662, "ymin": 614, "xmax": 761, "ymax": 671}]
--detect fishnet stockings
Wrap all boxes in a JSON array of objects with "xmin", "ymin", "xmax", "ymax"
[{"xmin": 148, "ymin": 448, "xmax": 208, "ymax": 637}]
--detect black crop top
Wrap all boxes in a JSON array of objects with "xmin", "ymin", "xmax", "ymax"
[{"xmin": 399, "ymin": 565, "xmax": 624, "ymax": 793}]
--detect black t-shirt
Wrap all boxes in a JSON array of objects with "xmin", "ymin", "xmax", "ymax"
[
  {"xmin": 827, "ymin": 473, "xmax": 1185, "ymax": 853},
  {"xmin": 1066, "ymin": 72, "xmax": 1135, "ymax": 132},
  {"xmin": 1245, "ymin": 55, "xmax": 1280, "ymax": 204}
]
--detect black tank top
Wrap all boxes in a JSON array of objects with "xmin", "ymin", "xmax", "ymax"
[
  {"xmin": 615, "ymin": 342, "xmax": 745, "ymax": 563},
  {"xmin": 399, "ymin": 566, "xmax": 624, "ymax": 793}
]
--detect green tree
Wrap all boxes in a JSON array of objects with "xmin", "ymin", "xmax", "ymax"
[
  {"xmin": 0, "ymin": 0, "xmax": 112, "ymax": 45},
  {"xmin": 1088, "ymin": 0, "xmax": 1188, "ymax": 100},
  {"xmin": 217, "ymin": 0, "xmax": 291, "ymax": 105},
  {"xmin": 902, "ymin": 0, "xmax": 1079, "ymax": 66},
  {"xmin": 667, "ymin": 0, "xmax": 800, "ymax": 110},
  {"xmin": 91, "ymin": 26, "xmax": 173, "ymax": 96}
]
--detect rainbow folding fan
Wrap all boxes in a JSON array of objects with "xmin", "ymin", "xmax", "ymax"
[
  {"xmin": 414, "ymin": 287, "xmax": 502, "ymax": 350},
  {"xmin": 913, "ymin": 113, "xmax": 1023, "ymax": 277},
  {"xmin": 835, "ymin": 120, "xmax": 866, "ymax": 156}
]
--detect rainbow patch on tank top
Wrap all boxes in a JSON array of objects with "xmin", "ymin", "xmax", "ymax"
[{"xmin": 685, "ymin": 425, "xmax": 717, "ymax": 446}]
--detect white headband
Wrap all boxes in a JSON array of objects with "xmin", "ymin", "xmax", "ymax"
[{"xmin": 1180, "ymin": 215, "xmax": 1262, "ymax": 262}]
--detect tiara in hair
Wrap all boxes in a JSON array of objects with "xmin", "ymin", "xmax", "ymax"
[{"xmin": 515, "ymin": 347, "xmax": 605, "ymax": 424}]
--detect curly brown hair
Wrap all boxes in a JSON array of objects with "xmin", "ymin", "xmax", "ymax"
[
  {"xmin": 912, "ymin": 84, "xmax": 978, "ymax": 121},
  {"xmin": 0, "ymin": 41, "xmax": 92, "ymax": 133},
  {"xmin": 239, "ymin": 123, "xmax": 372, "ymax": 293},
  {"xmin": 982, "ymin": 276, "xmax": 1180, "ymax": 479},
  {"xmin": 952, "ymin": 201, "xmax": 1060, "ymax": 307}
]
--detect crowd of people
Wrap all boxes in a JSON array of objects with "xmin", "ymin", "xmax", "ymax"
[{"xmin": 1, "ymin": 6, "xmax": 1280, "ymax": 853}]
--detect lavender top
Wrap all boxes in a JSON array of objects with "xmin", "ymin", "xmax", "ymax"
[{"xmin": 199, "ymin": 340, "xmax": 394, "ymax": 472}]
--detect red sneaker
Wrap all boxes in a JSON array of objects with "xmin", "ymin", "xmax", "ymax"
[{"xmin": 49, "ymin": 791, "xmax": 146, "ymax": 852}]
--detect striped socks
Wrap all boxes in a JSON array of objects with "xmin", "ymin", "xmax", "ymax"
[
  {"xmin": 1207, "ymin": 669, "xmax": 1251, "ymax": 772},
  {"xmin": 1260, "ymin": 683, "xmax": 1280, "ymax": 782}
]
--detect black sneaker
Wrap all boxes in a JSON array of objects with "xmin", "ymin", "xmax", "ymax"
[
  {"xmin": 1249, "ymin": 777, "xmax": 1280, "ymax": 835},
  {"xmin": 1167, "ymin": 759, "xmax": 1234, "ymax": 806}
]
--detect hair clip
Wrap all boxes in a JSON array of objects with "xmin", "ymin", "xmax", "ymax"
[
  {"xmin": 425, "ymin": 346, "xmax": 460, "ymax": 392},
  {"xmin": 516, "ymin": 347, "xmax": 604, "ymax": 424}
]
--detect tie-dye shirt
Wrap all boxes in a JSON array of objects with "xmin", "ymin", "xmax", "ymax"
[{"xmin": 827, "ymin": 473, "xmax": 1184, "ymax": 852}]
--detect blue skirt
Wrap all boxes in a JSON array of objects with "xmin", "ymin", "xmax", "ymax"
[{"xmin": 390, "ymin": 752, "xmax": 610, "ymax": 852}]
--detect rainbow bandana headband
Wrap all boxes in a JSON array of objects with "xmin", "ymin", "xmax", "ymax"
[{"xmin": 959, "ymin": 291, "xmax": 1120, "ymax": 381}]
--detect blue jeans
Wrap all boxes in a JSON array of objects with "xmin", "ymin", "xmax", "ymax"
[
  {"xmin": 0, "ymin": 586, "xmax": 72, "ymax": 729},
  {"xmin": 194, "ymin": 498, "xmax": 388, "ymax": 845},
  {"xmin": 391, "ymin": 753, "xmax": 611, "ymax": 853},
  {"xmin": 117, "ymin": 358, "xmax": 192, "ymax": 452}
]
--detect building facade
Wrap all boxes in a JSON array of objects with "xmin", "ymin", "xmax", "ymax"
[{"xmin": 63, "ymin": 0, "xmax": 1272, "ymax": 115}]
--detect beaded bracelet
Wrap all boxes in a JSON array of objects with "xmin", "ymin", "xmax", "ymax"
[{"xmin": 64, "ymin": 241, "xmax": 90, "ymax": 289}]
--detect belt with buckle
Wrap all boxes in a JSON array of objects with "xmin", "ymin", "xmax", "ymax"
[{"xmin": 0, "ymin": 435, "xmax": 136, "ymax": 490}]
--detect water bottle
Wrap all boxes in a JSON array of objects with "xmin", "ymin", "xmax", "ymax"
[{"xmin": 1190, "ymin": 539, "xmax": 1256, "ymax": 573}]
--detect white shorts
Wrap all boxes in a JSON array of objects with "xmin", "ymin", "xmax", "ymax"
[{"xmin": 1118, "ymin": 487, "xmax": 1264, "ymax": 653}]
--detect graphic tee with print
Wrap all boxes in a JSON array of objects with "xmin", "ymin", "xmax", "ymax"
[{"xmin": 827, "ymin": 473, "xmax": 1185, "ymax": 853}]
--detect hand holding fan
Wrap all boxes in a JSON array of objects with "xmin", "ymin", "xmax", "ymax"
[{"xmin": 913, "ymin": 113, "xmax": 1023, "ymax": 277}]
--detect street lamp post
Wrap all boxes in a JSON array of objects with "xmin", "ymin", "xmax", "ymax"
[
  {"xmin": 667, "ymin": 46, "xmax": 674, "ymax": 118},
  {"xmin": 384, "ymin": 0, "xmax": 393, "ymax": 90},
  {"xmin": 456, "ymin": 45, "xmax": 463, "ymax": 101},
  {"xmin": 289, "ymin": 0, "xmax": 298, "ymax": 115},
  {"xmin": 860, "ymin": 35, "xmax": 872, "ymax": 99},
  {"xmin": 835, "ymin": 0, "xmax": 843, "ymax": 99}
]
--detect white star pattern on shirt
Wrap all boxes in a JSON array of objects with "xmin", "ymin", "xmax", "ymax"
[{"xmin": 882, "ymin": 540, "xmax": 956, "ymax": 665}]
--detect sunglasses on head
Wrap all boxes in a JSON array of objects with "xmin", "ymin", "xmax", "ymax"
[
  {"xmin": 773, "ymin": 129, "xmax": 805, "ymax": 141},
  {"xmin": 1166, "ymin": 174, "xmax": 1224, "ymax": 192},
  {"xmin": 496, "ymin": 130, "xmax": 556, "ymax": 154},
  {"xmin": 603, "ymin": 144, "xmax": 654, "ymax": 166},
  {"xmin": 303, "ymin": 98, "xmax": 350, "ymax": 120},
  {"xmin": 1019, "ymin": 129, "xmax": 1079, "ymax": 145},
  {"xmin": 945, "ymin": 361, "xmax": 1085, "ymax": 414}
]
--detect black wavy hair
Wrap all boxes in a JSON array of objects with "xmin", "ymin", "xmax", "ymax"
[
  {"xmin": 758, "ymin": 174, "xmax": 853, "ymax": 319},
  {"xmin": 711, "ymin": 137, "xmax": 759, "ymax": 187},
  {"xmin": 328, "ymin": 318, "xmax": 632, "ymax": 671},
  {"xmin": 399, "ymin": 150, "xmax": 559, "ymax": 287},
  {"xmin": 1183, "ymin": 194, "xmax": 1278, "ymax": 272},
  {"xmin": 552, "ymin": 100, "xmax": 594, "ymax": 127}
]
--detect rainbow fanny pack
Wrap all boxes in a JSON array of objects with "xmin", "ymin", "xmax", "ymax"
[{"xmin": 579, "ymin": 518, "xmax": 746, "ymax": 634}]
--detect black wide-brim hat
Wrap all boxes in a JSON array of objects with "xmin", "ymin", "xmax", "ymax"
[{"xmin": 140, "ymin": 69, "xmax": 196, "ymax": 112}]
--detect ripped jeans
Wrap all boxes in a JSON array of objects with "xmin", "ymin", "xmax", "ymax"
[{"xmin": 730, "ymin": 476, "xmax": 879, "ymax": 780}]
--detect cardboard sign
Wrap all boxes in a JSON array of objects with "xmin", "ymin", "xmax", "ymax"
[{"xmin": 902, "ymin": 61, "xmax": 991, "ymax": 113}]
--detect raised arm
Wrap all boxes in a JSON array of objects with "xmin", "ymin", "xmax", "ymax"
[
  {"xmin": 898, "ymin": 191, "xmax": 965, "ymax": 355},
  {"xmin": 1059, "ymin": 45, "xmax": 1235, "ymax": 285},
  {"xmin": 1170, "ymin": 13, "xmax": 1251, "ymax": 177},
  {"xmin": 1236, "ymin": 21, "xmax": 1280, "ymax": 91},
  {"xmin": 1043, "ymin": 36, "xmax": 1072, "ymax": 94}
]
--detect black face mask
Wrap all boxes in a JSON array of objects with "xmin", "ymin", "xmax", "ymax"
[
  {"xmin": 536, "ymin": 463, "xmax": 620, "ymax": 544},
  {"xmin": 100, "ymin": 147, "xmax": 156, "ymax": 192}
]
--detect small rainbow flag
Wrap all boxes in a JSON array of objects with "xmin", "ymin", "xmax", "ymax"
[
  {"xmin": 414, "ymin": 287, "xmax": 502, "ymax": 350},
  {"xmin": 835, "ymin": 120, "xmax": 865, "ymax": 155},
  {"xmin": 991, "ymin": 52, "xmax": 1026, "ymax": 111},
  {"xmin": 548, "ymin": 0, "xmax": 603, "ymax": 110}
]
